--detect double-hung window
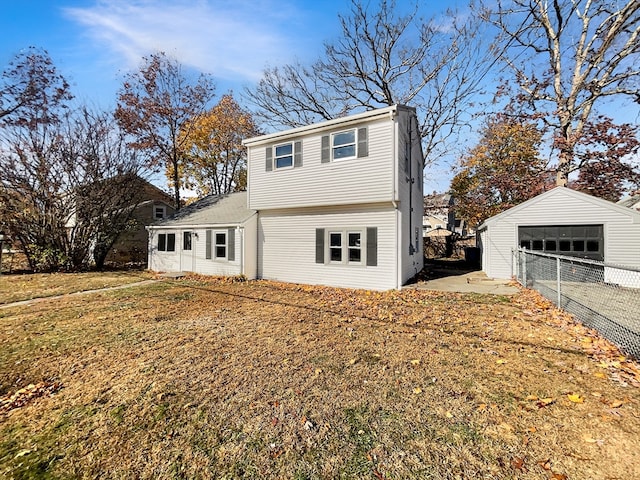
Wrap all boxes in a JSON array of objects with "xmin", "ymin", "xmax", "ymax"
[
  {"xmin": 332, "ymin": 130, "xmax": 356, "ymax": 160},
  {"xmin": 274, "ymin": 143, "xmax": 293, "ymax": 169},
  {"xmin": 319, "ymin": 229, "xmax": 370, "ymax": 266},
  {"xmin": 329, "ymin": 232, "xmax": 343, "ymax": 262},
  {"xmin": 215, "ymin": 232, "xmax": 227, "ymax": 259},
  {"xmin": 322, "ymin": 127, "xmax": 367, "ymax": 163},
  {"xmin": 347, "ymin": 232, "xmax": 362, "ymax": 263},
  {"xmin": 154, "ymin": 205, "xmax": 166, "ymax": 220}
]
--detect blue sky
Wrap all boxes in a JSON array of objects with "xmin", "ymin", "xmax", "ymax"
[
  {"xmin": 3, "ymin": 1, "xmax": 637, "ymax": 194},
  {"xmin": 0, "ymin": 0, "xmax": 465, "ymax": 191},
  {"xmin": 1, "ymin": 0, "xmax": 349, "ymax": 106},
  {"xmin": 1, "ymin": 0, "xmax": 462, "ymax": 107}
]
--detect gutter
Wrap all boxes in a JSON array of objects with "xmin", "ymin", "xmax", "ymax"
[{"xmin": 243, "ymin": 105, "xmax": 399, "ymax": 147}]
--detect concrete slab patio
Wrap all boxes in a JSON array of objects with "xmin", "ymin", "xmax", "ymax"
[{"xmin": 406, "ymin": 259, "xmax": 520, "ymax": 295}]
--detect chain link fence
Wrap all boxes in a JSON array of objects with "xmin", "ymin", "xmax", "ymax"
[{"xmin": 513, "ymin": 248, "xmax": 640, "ymax": 359}]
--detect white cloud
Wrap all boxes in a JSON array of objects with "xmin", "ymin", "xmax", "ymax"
[{"xmin": 63, "ymin": 0, "xmax": 300, "ymax": 82}]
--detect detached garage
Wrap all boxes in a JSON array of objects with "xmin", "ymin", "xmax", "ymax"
[{"xmin": 477, "ymin": 187, "xmax": 640, "ymax": 280}]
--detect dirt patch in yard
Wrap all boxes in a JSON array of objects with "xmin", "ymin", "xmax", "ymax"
[{"xmin": 0, "ymin": 275, "xmax": 639, "ymax": 479}]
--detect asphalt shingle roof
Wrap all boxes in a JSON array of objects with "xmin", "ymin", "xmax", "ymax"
[{"xmin": 151, "ymin": 191, "xmax": 255, "ymax": 227}]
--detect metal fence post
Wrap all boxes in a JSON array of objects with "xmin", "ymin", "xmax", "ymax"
[
  {"xmin": 522, "ymin": 250, "xmax": 527, "ymax": 286},
  {"xmin": 556, "ymin": 256, "xmax": 561, "ymax": 307}
]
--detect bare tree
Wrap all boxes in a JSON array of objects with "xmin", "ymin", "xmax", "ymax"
[
  {"xmin": 486, "ymin": 0, "xmax": 640, "ymax": 186},
  {"xmin": 0, "ymin": 50, "xmax": 150, "ymax": 270},
  {"xmin": 58, "ymin": 108, "xmax": 150, "ymax": 269},
  {"xmin": 115, "ymin": 52, "xmax": 216, "ymax": 210},
  {"xmin": 0, "ymin": 47, "xmax": 72, "ymax": 121},
  {"xmin": 246, "ymin": 0, "xmax": 494, "ymax": 164}
]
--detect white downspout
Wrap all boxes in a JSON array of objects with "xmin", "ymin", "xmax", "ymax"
[
  {"xmin": 238, "ymin": 226, "xmax": 244, "ymax": 277},
  {"xmin": 391, "ymin": 108, "xmax": 401, "ymax": 290}
]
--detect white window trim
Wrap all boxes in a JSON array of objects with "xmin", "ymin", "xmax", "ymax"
[
  {"xmin": 274, "ymin": 142, "xmax": 294, "ymax": 170},
  {"xmin": 214, "ymin": 230, "xmax": 228, "ymax": 261},
  {"xmin": 331, "ymin": 129, "xmax": 357, "ymax": 162},
  {"xmin": 157, "ymin": 232, "xmax": 176, "ymax": 252},
  {"xmin": 326, "ymin": 228, "xmax": 365, "ymax": 266},
  {"xmin": 154, "ymin": 205, "xmax": 167, "ymax": 220}
]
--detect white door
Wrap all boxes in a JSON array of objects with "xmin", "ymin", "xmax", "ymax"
[{"xmin": 180, "ymin": 231, "xmax": 196, "ymax": 272}]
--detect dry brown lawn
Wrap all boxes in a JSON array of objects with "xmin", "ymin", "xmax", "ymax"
[
  {"xmin": 0, "ymin": 274, "xmax": 639, "ymax": 479},
  {"xmin": 0, "ymin": 270, "xmax": 153, "ymax": 305}
]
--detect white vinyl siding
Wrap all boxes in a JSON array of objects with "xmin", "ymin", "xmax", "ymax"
[
  {"xmin": 258, "ymin": 204, "xmax": 398, "ymax": 290},
  {"xmin": 396, "ymin": 111, "xmax": 424, "ymax": 282},
  {"xmin": 479, "ymin": 188, "xmax": 640, "ymax": 280},
  {"xmin": 248, "ymin": 118, "xmax": 395, "ymax": 210},
  {"xmin": 149, "ymin": 225, "xmax": 252, "ymax": 278}
]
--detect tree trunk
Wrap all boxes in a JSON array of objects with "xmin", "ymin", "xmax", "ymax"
[{"xmin": 556, "ymin": 146, "xmax": 571, "ymax": 187}]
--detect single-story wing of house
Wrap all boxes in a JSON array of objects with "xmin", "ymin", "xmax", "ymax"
[
  {"xmin": 477, "ymin": 186, "xmax": 640, "ymax": 281},
  {"xmin": 147, "ymin": 191, "xmax": 257, "ymax": 278}
]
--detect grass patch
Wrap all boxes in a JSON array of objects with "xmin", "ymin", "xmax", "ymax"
[
  {"xmin": 0, "ymin": 271, "xmax": 153, "ymax": 305},
  {"xmin": 0, "ymin": 275, "xmax": 639, "ymax": 479}
]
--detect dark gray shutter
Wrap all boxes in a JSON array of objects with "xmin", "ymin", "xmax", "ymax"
[
  {"xmin": 205, "ymin": 230, "xmax": 212, "ymax": 259},
  {"xmin": 366, "ymin": 227, "xmax": 377, "ymax": 266},
  {"xmin": 357, "ymin": 127, "xmax": 368, "ymax": 158},
  {"xmin": 294, "ymin": 141, "xmax": 303, "ymax": 167},
  {"xmin": 315, "ymin": 228, "xmax": 325, "ymax": 263},
  {"xmin": 321, "ymin": 135, "xmax": 330, "ymax": 163},
  {"xmin": 227, "ymin": 228, "xmax": 235, "ymax": 261},
  {"xmin": 265, "ymin": 146, "xmax": 273, "ymax": 171}
]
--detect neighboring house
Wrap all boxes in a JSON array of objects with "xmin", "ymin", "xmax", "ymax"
[
  {"xmin": 65, "ymin": 175, "xmax": 175, "ymax": 266},
  {"xmin": 147, "ymin": 105, "xmax": 424, "ymax": 290},
  {"xmin": 618, "ymin": 192, "xmax": 640, "ymax": 212},
  {"xmin": 477, "ymin": 187, "xmax": 640, "ymax": 283},
  {"xmin": 423, "ymin": 193, "xmax": 468, "ymax": 237},
  {"xmin": 105, "ymin": 180, "xmax": 175, "ymax": 265},
  {"xmin": 423, "ymin": 193, "xmax": 454, "ymax": 235},
  {"xmin": 147, "ymin": 192, "xmax": 257, "ymax": 277}
]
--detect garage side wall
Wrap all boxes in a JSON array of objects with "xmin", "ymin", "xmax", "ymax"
[{"xmin": 481, "ymin": 189, "xmax": 640, "ymax": 280}]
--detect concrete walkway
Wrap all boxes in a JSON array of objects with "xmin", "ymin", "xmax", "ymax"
[
  {"xmin": 0, "ymin": 279, "xmax": 158, "ymax": 310},
  {"xmin": 404, "ymin": 270, "xmax": 519, "ymax": 295}
]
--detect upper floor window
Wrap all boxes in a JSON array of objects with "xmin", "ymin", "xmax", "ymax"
[
  {"xmin": 332, "ymin": 130, "xmax": 356, "ymax": 160},
  {"xmin": 154, "ymin": 205, "xmax": 166, "ymax": 219},
  {"xmin": 322, "ymin": 127, "xmax": 368, "ymax": 163},
  {"xmin": 266, "ymin": 141, "xmax": 302, "ymax": 171},
  {"xmin": 274, "ymin": 143, "xmax": 293, "ymax": 169}
]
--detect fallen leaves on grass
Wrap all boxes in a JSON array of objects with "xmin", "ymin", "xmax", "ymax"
[
  {"xmin": 567, "ymin": 393, "xmax": 584, "ymax": 404},
  {"xmin": 513, "ymin": 288, "xmax": 640, "ymax": 387},
  {"xmin": 0, "ymin": 380, "xmax": 63, "ymax": 415}
]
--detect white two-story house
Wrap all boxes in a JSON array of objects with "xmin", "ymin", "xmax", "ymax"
[
  {"xmin": 244, "ymin": 104, "xmax": 423, "ymax": 290},
  {"xmin": 148, "ymin": 105, "xmax": 424, "ymax": 290}
]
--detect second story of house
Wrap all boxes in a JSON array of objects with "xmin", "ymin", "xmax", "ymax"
[{"xmin": 244, "ymin": 105, "xmax": 423, "ymax": 211}]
